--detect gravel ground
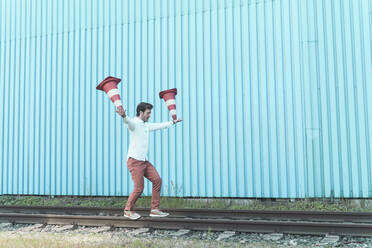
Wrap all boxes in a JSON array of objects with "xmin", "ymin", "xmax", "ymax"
[{"xmin": 0, "ymin": 223, "xmax": 372, "ymax": 247}]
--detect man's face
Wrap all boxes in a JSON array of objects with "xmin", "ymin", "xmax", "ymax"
[{"xmin": 140, "ymin": 109, "xmax": 152, "ymax": 122}]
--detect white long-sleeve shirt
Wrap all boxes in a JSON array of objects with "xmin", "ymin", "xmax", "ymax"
[{"xmin": 123, "ymin": 116, "xmax": 173, "ymax": 161}]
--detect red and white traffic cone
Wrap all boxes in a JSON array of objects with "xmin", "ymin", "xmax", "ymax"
[
  {"xmin": 159, "ymin": 88, "xmax": 178, "ymax": 120},
  {"xmin": 96, "ymin": 76, "xmax": 124, "ymax": 111}
]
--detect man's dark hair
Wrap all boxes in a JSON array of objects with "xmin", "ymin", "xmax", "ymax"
[{"xmin": 136, "ymin": 102, "xmax": 153, "ymax": 116}]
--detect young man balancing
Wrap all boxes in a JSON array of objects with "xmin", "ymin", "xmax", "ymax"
[{"xmin": 116, "ymin": 102, "xmax": 182, "ymax": 220}]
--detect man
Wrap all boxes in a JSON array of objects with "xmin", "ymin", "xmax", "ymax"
[{"xmin": 116, "ymin": 102, "xmax": 182, "ymax": 220}]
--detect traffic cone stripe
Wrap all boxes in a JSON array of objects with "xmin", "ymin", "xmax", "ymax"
[
  {"xmin": 165, "ymin": 99, "xmax": 176, "ymax": 106},
  {"xmin": 167, "ymin": 104, "xmax": 176, "ymax": 110},
  {"xmin": 110, "ymin": 94, "xmax": 121, "ymax": 102},
  {"xmin": 107, "ymin": 88, "xmax": 120, "ymax": 98},
  {"xmin": 113, "ymin": 100, "xmax": 123, "ymax": 108},
  {"xmin": 169, "ymin": 109, "xmax": 177, "ymax": 117}
]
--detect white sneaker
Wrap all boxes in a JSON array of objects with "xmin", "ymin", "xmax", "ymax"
[
  {"xmin": 124, "ymin": 210, "xmax": 141, "ymax": 220},
  {"xmin": 149, "ymin": 209, "xmax": 169, "ymax": 217}
]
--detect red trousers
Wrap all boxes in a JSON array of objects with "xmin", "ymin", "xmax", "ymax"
[{"xmin": 125, "ymin": 158, "xmax": 162, "ymax": 211}]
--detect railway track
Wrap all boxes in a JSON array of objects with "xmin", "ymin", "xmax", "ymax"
[
  {"xmin": 1, "ymin": 205, "xmax": 372, "ymax": 222},
  {"xmin": 0, "ymin": 205, "xmax": 372, "ymax": 236}
]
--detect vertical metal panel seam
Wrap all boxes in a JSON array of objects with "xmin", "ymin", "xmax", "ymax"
[
  {"xmin": 77, "ymin": 0, "xmax": 82, "ymax": 195},
  {"xmin": 258, "ymin": 1, "xmax": 264, "ymax": 196},
  {"xmin": 8, "ymin": 0, "xmax": 12, "ymax": 194},
  {"xmin": 202, "ymin": 0, "xmax": 207, "ymax": 196},
  {"xmin": 0, "ymin": 0, "xmax": 6, "ymax": 195},
  {"xmin": 305, "ymin": 0, "xmax": 315, "ymax": 196},
  {"xmin": 72, "ymin": 0, "xmax": 77, "ymax": 195},
  {"xmin": 24, "ymin": 0, "xmax": 30, "ymax": 194},
  {"xmin": 192, "ymin": 0, "xmax": 199, "ymax": 195},
  {"xmin": 103, "ymin": 0, "xmax": 107, "ymax": 196},
  {"xmin": 138, "ymin": 0, "xmax": 142, "ymax": 104},
  {"xmin": 288, "ymin": 0, "xmax": 299, "ymax": 198},
  {"xmin": 208, "ymin": 0, "xmax": 215, "ymax": 196},
  {"xmin": 126, "ymin": 0, "xmax": 130, "ymax": 194},
  {"xmin": 95, "ymin": 0, "xmax": 99, "ymax": 195},
  {"xmin": 272, "ymin": 1, "xmax": 281, "ymax": 197},
  {"xmin": 94, "ymin": 0, "xmax": 99, "ymax": 195},
  {"xmin": 247, "ymin": 4, "xmax": 256, "ymax": 197},
  {"xmin": 280, "ymin": 0, "xmax": 290, "ymax": 197},
  {"xmin": 189, "ymin": 0, "xmax": 196, "ymax": 196},
  {"xmin": 111, "ymin": 0, "xmax": 115, "ymax": 195},
  {"xmin": 38, "ymin": 0, "xmax": 43, "ymax": 194},
  {"xmin": 24, "ymin": 0, "xmax": 29, "ymax": 194},
  {"xmin": 89, "ymin": 0, "xmax": 93, "ymax": 195},
  {"xmin": 113, "ymin": 0, "xmax": 118, "ymax": 195},
  {"xmin": 147, "ymin": 0, "xmax": 151, "ymax": 196},
  {"xmin": 119, "ymin": 0, "xmax": 124, "ymax": 195},
  {"xmin": 370, "ymin": 0, "xmax": 372, "ymax": 64},
  {"xmin": 60, "ymin": 0, "xmax": 65, "ymax": 195},
  {"xmin": 6, "ymin": 0, "xmax": 12, "ymax": 193},
  {"xmin": 340, "ymin": 0, "xmax": 353, "ymax": 196},
  {"xmin": 180, "ymin": 0, "xmax": 186, "ymax": 196},
  {"xmin": 140, "ymin": 0, "xmax": 143, "ymax": 108},
  {"xmin": 142, "ymin": 0, "xmax": 146, "ymax": 192},
  {"xmin": 159, "ymin": 0, "xmax": 163, "ymax": 190},
  {"xmin": 66, "ymin": 0, "xmax": 70, "ymax": 194},
  {"xmin": 12, "ymin": 0, "xmax": 17, "ymax": 194},
  {"xmin": 215, "ymin": 1, "xmax": 220, "ymax": 196},
  {"xmin": 231, "ymin": 0, "xmax": 239, "ymax": 196},
  {"xmin": 321, "ymin": 0, "xmax": 335, "ymax": 196},
  {"xmin": 146, "ymin": 0, "xmax": 149, "ymax": 117},
  {"xmin": 209, "ymin": 0, "xmax": 219, "ymax": 197},
  {"xmin": 166, "ymin": 0, "xmax": 170, "ymax": 194},
  {"xmin": 39, "ymin": 0, "xmax": 44, "ymax": 194},
  {"xmin": 49, "ymin": 0, "xmax": 54, "ymax": 195},
  {"xmin": 84, "ymin": 0, "xmax": 88, "ymax": 195},
  {"xmin": 297, "ymin": 0, "xmax": 307, "ymax": 197},
  {"xmin": 32, "ymin": 0, "xmax": 38, "ymax": 194},
  {"xmin": 0, "ymin": 2, "xmax": 2, "ymax": 195},
  {"xmin": 83, "ymin": 0, "xmax": 88, "ymax": 195},
  {"xmin": 263, "ymin": 0, "xmax": 272, "ymax": 197},
  {"xmin": 224, "ymin": 0, "xmax": 231, "ymax": 196},
  {"xmin": 330, "ymin": 0, "xmax": 344, "ymax": 197},
  {"xmin": 152, "ymin": 0, "xmax": 157, "ymax": 196},
  {"xmin": 6, "ymin": 0, "xmax": 11, "ymax": 193},
  {"xmin": 174, "ymin": 0, "xmax": 179, "ymax": 196},
  {"xmin": 68, "ymin": 0, "xmax": 73, "ymax": 194},
  {"xmin": 17, "ymin": 0, "xmax": 23, "ymax": 194},
  {"xmin": 113, "ymin": 0, "xmax": 118, "ymax": 186},
  {"xmin": 297, "ymin": 0, "xmax": 306, "ymax": 198},
  {"xmin": 105, "ymin": 0, "xmax": 109, "ymax": 195},
  {"xmin": 165, "ymin": 1, "xmax": 171, "ymax": 194},
  {"xmin": 44, "ymin": 0, "xmax": 49, "ymax": 194},
  {"xmin": 107, "ymin": 0, "xmax": 111, "ymax": 195},
  {"xmin": 359, "ymin": 0, "xmax": 372, "ymax": 195},
  {"xmin": 313, "ymin": 0, "xmax": 326, "ymax": 197},
  {"xmin": 349, "ymin": 0, "xmax": 363, "ymax": 197},
  {"xmin": 238, "ymin": 0, "xmax": 247, "ymax": 197},
  {"xmin": 151, "ymin": 0, "xmax": 155, "ymax": 194}
]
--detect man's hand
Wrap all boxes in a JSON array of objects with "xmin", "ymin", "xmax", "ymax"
[
  {"xmin": 116, "ymin": 108, "xmax": 127, "ymax": 118},
  {"xmin": 172, "ymin": 119, "xmax": 183, "ymax": 124}
]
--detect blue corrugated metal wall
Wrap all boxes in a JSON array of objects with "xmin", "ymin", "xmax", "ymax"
[{"xmin": 0, "ymin": 0, "xmax": 371, "ymax": 198}]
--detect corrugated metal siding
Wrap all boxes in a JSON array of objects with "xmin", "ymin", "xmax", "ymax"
[{"xmin": 0, "ymin": 0, "xmax": 371, "ymax": 198}]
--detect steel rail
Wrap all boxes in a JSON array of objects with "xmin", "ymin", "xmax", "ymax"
[
  {"xmin": 0, "ymin": 205, "xmax": 371, "ymax": 223},
  {"xmin": 0, "ymin": 212, "xmax": 372, "ymax": 236}
]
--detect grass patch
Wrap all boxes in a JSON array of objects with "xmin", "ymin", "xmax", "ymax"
[{"xmin": 0, "ymin": 195, "xmax": 371, "ymax": 212}]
